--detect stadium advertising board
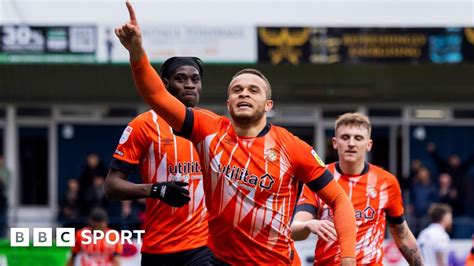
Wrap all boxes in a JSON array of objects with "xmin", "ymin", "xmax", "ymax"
[
  {"xmin": 258, "ymin": 27, "xmax": 474, "ymax": 64},
  {"xmin": 96, "ymin": 24, "xmax": 257, "ymax": 63},
  {"xmin": 0, "ymin": 24, "xmax": 257, "ymax": 63},
  {"xmin": 0, "ymin": 25, "xmax": 97, "ymax": 63}
]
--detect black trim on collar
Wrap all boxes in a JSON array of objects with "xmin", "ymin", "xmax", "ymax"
[
  {"xmin": 257, "ymin": 124, "xmax": 271, "ymax": 137},
  {"xmin": 335, "ymin": 162, "xmax": 369, "ymax": 176}
]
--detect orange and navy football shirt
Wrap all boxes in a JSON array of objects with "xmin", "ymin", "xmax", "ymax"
[
  {"xmin": 175, "ymin": 108, "xmax": 334, "ymax": 265},
  {"xmin": 296, "ymin": 162, "xmax": 405, "ymax": 265},
  {"xmin": 112, "ymin": 110, "xmax": 208, "ymax": 254},
  {"xmin": 72, "ymin": 227, "xmax": 122, "ymax": 266}
]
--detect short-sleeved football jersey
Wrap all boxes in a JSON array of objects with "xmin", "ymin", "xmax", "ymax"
[
  {"xmin": 297, "ymin": 162, "xmax": 404, "ymax": 265},
  {"xmin": 113, "ymin": 110, "xmax": 208, "ymax": 254},
  {"xmin": 73, "ymin": 227, "xmax": 122, "ymax": 266},
  {"xmin": 417, "ymin": 223, "xmax": 450, "ymax": 266},
  {"xmin": 179, "ymin": 108, "xmax": 333, "ymax": 265}
]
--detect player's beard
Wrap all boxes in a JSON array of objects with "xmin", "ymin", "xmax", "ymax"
[{"xmin": 230, "ymin": 104, "xmax": 266, "ymax": 125}]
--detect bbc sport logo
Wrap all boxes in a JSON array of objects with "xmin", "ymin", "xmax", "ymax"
[{"xmin": 10, "ymin": 228, "xmax": 145, "ymax": 247}]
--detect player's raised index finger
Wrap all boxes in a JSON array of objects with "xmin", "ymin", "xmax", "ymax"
[{"xmin": 126, "ymin": 1, "xmax": 137, "ymax": 23}]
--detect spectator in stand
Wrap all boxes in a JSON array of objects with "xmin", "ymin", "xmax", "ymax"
[
  {"xmin": 83, "ymin": 176, "xmax": 109, "ymax": 217},
  {"xmin": 58, "ymin": 178, "xmax": 82, "ymax": 228},
  {"xmin": 78, "ymin": 153, "xmax": 108, "ymax": 215},
  {"xmin": 409, "ymin": 159, "xmax": 423, "ymax": 180},
  {"xmin": 410, "ymin": 167, "xmax": 438, "ymax": 232},
  {"xmin": 79, "ymin": 154, "xmax": 107, "ymax": 198},
  {"xmin": 437, "ymin": 173, "xmax": 461, "ymax": 215},
  {"xmin": 404, "ymin": 159, "xmax": 424, "ymax": 190},
  {"xmin": 427, "ymin": 142, "xmax": 474, "ymax": 214}
]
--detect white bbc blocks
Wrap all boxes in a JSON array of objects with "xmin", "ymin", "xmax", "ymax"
[
  {"xmin": 10, "ymin": 227, "xmax": 74, "ymax": 247},
  {"xmin": 9, "ymin": 228, "xmax": 144, "ymax": 247},
  {"xmin": 10, "ymin": 228, "xmax": 29, "ymax": 247},
  {"xmin": 33, "ymin": 228, "xmax": 52, "ymax": 247},
  {"xmin": 56, "ymin": 228, "xmax": 76, "ymax": 247}
]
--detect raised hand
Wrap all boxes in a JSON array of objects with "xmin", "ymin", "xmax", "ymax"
[
  {"xmin": 115, "ymin": 1, "xmax": 144, "ymax": 61},
  {"xmin": 307, "ymin": 219, "xmax": 337, "ymax": 242}
]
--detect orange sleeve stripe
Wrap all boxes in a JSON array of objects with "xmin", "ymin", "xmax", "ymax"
[
  {"xmin": 131, "ymin": 54, "xmax": 186, "ymax": 131},
  {"xmin": 315, "ymin": 179, "xmax": 356, "ymax": 258}
]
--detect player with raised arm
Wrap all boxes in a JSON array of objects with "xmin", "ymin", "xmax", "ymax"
[
  {"xmin": 104, "ymin": 56, "xmax": 211, "ymax": 265},
  {"xmin": 292, "ymin": 113, "xmax": 423, "ymax": 265},
  {"xmin": 114, "ymin": 2, "xmax": 357, "ymax": 265}
]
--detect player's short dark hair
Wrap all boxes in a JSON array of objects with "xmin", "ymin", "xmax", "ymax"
[
  {"xmin": 160, "ymin": 57, "xmax": 204, "ymax": 79},
  {"xmin": 89, "ymin": 207, "xmax": 108, "ymax": 222},
  {"xmin": 428, "ymin": 203, "xmax": 452, "ymax": 223},
  {"xmin": 232, "ymin": 68, "xmax": 272, "ymax": 99}
]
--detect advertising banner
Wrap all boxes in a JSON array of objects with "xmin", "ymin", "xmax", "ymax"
[
  {"xmin": 96, "ymin": 24, "xmax": 257, "ymax": 63},
  {"xmin": 0, "ymin": 25, "xmax": 97, "ymax": 63},
  {"xmin": 258, "ymin": 27, "xmax": 474, "ymax": 64}
]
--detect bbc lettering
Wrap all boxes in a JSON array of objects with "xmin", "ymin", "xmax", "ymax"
[{"xmin": 10, "ymin": 228, "xmax": 144, "ymax": 247}]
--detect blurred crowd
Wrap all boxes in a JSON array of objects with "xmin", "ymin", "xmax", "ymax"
[
  {"xmin": 57, "ymin": 153, "xmax": 145, "ymax": 231},
  {"xmin": 407, "ymin": 142, "xmax": 474, "ymax": 237}
]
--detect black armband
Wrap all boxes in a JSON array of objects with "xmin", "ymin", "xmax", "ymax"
[
  {"xmin": 306, "ymin": 170, "xmax": 333, "ymax": 192},
  {"xmin": 174, "ymin": 107, "xmax": 194, "ymax": 139},
  {"xmin": 295, "ymin": 204, "xmax": 318, "ymax": 216},
  {"xmin": 387, "ymin": 215, "xmax": 405, "ymax": 224},
  {"xmin": 110, "ymin": 158, "xmax": 139, "ymax": 175}
]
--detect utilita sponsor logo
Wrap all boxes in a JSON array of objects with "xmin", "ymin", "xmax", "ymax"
[{"xmin": 10, "ymin": 228, "xmax": 145, "ymax": 247}]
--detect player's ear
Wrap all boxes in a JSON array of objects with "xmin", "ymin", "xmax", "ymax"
[
  {"xmin": 226, "ymin": 99, "xmax": 230, "ymax": 112},
  {"xmin": 265, "ymin": 100, "xmax": 273, "ymax": 112},
  {"xmin": 332, "ymin": 137, "xmax": 338, "ymax": 149},
  {"xmin": 366, "ymin": 138, "xmax": 373, "ymax": 152},
  {"xmin": 162, "ymin": 78, "xmax": 169, "ymax": 88}
]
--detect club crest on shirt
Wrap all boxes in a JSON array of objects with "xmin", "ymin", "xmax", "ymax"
[
  {"xmin": 264, "ymin": 148, "xmax": 278, "ymax": 162},
  {"xmin": 161, "ymin": 137, "xmax": 173, "ymax": 145},
  {"xmin": 119, "ymin": 126, "xmax": 133, "ymax": 144},
  {"xmin": 367, "ymin": 187, "xmax": 378, "ymax": 199},
  {"xmin": 311, "ymin": 149, "xmax": 325, "ymax": 167},
  {"xmin": 223, "ymin": 137, "xmax": 236, "ymax": 145}
]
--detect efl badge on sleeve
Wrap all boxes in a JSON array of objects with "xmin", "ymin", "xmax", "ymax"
[
  {"xmin": 311, "ymin": 149, "xmax": 325, "ymax": 167},
  {"xmin": 119, "ymin": 126, "xmax": 133, "ymax": 144}
]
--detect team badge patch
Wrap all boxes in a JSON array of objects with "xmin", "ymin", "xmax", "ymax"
[
  {"xmin": 161, "ymin": 138, "xmax": 173, "ymax": 145},
  {"xmin": 311, "ymin": 149, "xmax": 325, "ymax": 167},
  {"xmin": 119, "ymin": 126, "xmax": 133, "ymax": 144},
  {"xmin": 264, "ymin": 149, "xmax": 278, "ymax": 162},
  {"xmin": 367, "ymin": 187, "xmax": 377, "ymax": 199}
]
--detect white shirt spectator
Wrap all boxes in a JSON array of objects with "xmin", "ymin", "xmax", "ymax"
[{"xmin": 417, "ymin": 223, "xmax": 450, "ymax": 266}]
